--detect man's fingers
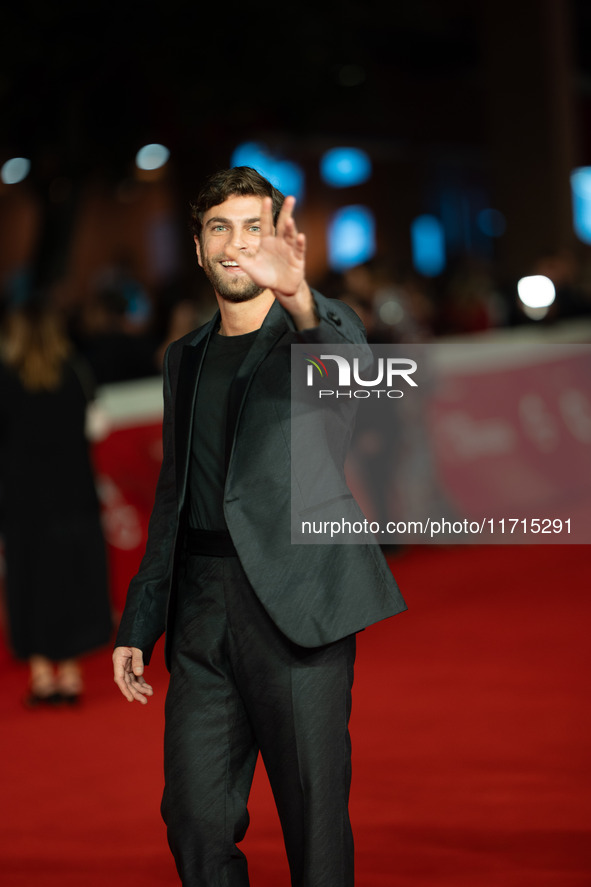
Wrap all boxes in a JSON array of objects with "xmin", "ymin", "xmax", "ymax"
[
  {"xmin": 259, "ymin": 195, "xmax": 275, "ymax": 237},
  {"xmin": 127, "ymin": 678, "xmax": 152, "ymax": 704},
  {"xmin": 113, "ymin": 646, "xmax": 152, "ymax": 703},
  {"xmin": 275, "ymin": 195, "xmax": 297, "ymax": 238},
  {"xmin": 113, "ymin": 658, "xmax": 134, "ymax": 701},
  {"xmin": 120, "ymin": 675, "xmax": 153, "ymax": 704},
  {"xmin": 294, "ymin": 231, "xmax": 306, "ymax": 260},
  {"xmin": 131, "ymin": 648, "xmax": 144, "ymax": 676},
  {"xmin": 114, "ymin": 672, "xmax": 134, "ymax": 702}
]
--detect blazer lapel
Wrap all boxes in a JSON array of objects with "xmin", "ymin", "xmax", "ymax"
[
  {"xmin": 175, "ymin": 312, "xmax": 220, "ymax": 497},
  {"xmin": 225, "ymin": 300, "xmax": 291, "ymax": 468}
]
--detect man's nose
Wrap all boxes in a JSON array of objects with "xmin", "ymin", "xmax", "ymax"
[{"xmin": 230, "ymin": 228, "xmax": 248, "ymax": 251}]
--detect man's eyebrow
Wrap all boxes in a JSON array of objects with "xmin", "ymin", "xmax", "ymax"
[{"xmin": 205, "ymin": 216, "xmax": 261, "ymax": 227}]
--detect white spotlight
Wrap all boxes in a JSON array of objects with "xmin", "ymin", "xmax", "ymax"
[
  {"xmin": 135, "ymin": 143, "xmax": 170, "ymax": 171},
  {"xmin": 1, "ymin": 157, "xmax": 31, "ymax": 185},
  {"xmin": 517, "ymin": 275, "xmax": 556, "ymax": 320}
]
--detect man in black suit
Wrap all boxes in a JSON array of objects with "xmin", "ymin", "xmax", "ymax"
[{"xmin": 113, "ymin": 167, "xmax": 407, "ymax": 886}]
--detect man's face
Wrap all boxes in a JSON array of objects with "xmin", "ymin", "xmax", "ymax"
[{"xmin": 195, "ymin": 194, "xmax": 266, "ymax": 303}]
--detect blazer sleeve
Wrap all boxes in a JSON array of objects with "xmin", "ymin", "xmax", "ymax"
[
  {"xmin": 297, "ymin": 290, "xmax": 368, "ymax": 347},
  {"xmin": 114, "ymin": 344, "xmax": 179, "ymax": 663}
]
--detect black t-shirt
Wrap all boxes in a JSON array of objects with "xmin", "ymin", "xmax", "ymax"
[{"xmin": 188, "ymin": 328, "xmax": 259, "ymax": 530}]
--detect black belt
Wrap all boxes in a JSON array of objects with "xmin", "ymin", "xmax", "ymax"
[{"xmin": 186, "ymin": 527, "xmax": 237, "ymax": 557}]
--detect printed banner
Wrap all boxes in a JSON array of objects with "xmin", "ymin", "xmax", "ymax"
[
  {"xmin": 291, "ymin": 343, "xmax": 591, "ymax": 544},
  {"xmin": 92, "ymin": 421, "xmax": 162, "ymax": 613}
]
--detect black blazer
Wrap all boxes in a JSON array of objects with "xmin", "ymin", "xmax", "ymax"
[{"xmin": 116, "ymin": 292, "xmax": 407, "ymax": 667}]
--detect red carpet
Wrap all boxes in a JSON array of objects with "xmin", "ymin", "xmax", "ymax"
[{"xmin": 1, "ymin": 544, "xmax": 590, "ymax": 886}]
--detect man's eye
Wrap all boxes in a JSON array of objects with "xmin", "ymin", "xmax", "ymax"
[
  {"xmin": 213, "ymin": 225, "xmax": 227, "ymax": 232},
  {"xmin": 249, "ymin": 226, "xmax": 261, "ymax": 233}
]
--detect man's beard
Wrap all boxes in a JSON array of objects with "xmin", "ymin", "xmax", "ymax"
[{"xmin": 202, "ymin": 253, "xmax": 264, "ymax": 303}]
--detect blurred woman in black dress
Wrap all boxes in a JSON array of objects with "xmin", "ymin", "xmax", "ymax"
[{"xmin": 0, "ymin": 302, "xmax": 112, "ymax": 705}]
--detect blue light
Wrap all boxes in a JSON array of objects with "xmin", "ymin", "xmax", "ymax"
[
  {"xmin": 135, "ymin": 143, "xmax": 170, "ymax": 171},
  {"xmin": 410, "ymin": 215, "xmax": 446, "ymax": 277},
  {"xmin": 231, "ymin": 142, "xmax": 266, "ymax": 169},
  {"xmin": 230, "ymin": 142, "xmax": 304, "ymax": 201},
  {"xmin": 477, "ymin": 208, "xmax": 506, "ymax": 238},
  {"xmin": 320, "ymin": 148, "xmax": 372, "ymax": 188},
  {"xmin": 1, "ymin": 157, "xmax": 30, "ymax": 185},
  {"xmin": 327, "ymin": 205, "xmax": 376, "ymax": 271},
  {"xmin": 268, "ymin": 160, "xmax": 304, "ymax": 202},
  {"xmin": 571, "ymin": 167, "xmax": 591, "ymax": 245}
]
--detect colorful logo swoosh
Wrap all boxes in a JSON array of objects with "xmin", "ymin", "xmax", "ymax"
[{"xmin": 304, "ymin": 353, "xmax": 328, "ymax": 377}]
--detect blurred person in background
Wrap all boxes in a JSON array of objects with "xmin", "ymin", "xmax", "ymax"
[
  {"xmin": 531, "ymin": 247, "xmax": 591, "ymax": 322},
  {"xmin": 71, "ymin": 282, "xmax": 159, "ymax": 384},
  {"xmin": 0, "ymin": 301, "xmax": 112, "ymax": 705},
  {"xmin": 150, "ymin": 277, "xmax": 217, "ymax": 372},
  {"xmin": 320, "ymin": 260, "xmax": 437, "ymax": 344},
  {"xmin": 434, "ymin": 259, "xmax": 501, "ymax": 335}
]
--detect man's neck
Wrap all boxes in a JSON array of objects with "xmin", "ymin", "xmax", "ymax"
[{"xmin": 216, "ymin": 289, "xmax": 275, "ymax": 336}]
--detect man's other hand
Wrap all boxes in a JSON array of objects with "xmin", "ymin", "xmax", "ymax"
[{"xmin": 113, "ymin": 646, "xmax": 154, "ymax": 704}]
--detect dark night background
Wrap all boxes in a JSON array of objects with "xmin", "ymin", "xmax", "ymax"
[
  {"xmin": 1, "ymin": 0, "xmax": 591, "ymax": 363},
  {"xmin": 1, "ymin": 9, "xmax": 591, "ymax": 885}
]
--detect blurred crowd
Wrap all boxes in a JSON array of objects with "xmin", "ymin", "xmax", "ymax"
[
  {"xmin": 1, "ymin": 245, "xmax": 590, "ymax": 704},
  {"xmin": 2, "ymin": 247, "xmax": 591, "ymax": 389},
  {"xmin": 317, "ymin": 248, "xmax": 591, "ymax": 345}
]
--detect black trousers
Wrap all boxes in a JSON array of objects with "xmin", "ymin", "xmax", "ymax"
[{"xmin": 162, "ymin": 551, "xmax": 356, "ymax": 887}]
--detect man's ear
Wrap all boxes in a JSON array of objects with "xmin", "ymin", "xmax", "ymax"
[{"xmin": 193, "ymin": 234, "xmax": 203, "ymax": 268}]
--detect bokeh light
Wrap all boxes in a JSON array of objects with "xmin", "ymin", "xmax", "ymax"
[
  {"xmin": 135, "ymin": 144, "xmax": 170, "ymax": 171},
  {"xmin": 230, "ymin": 143, "xmax": 304, "ymax": 201},
  {"xmin": 477, "ymin": 208, "xmax": 507, "ymax": 237},
  {"xmin": 327, "ymin": 205, "xmax": 376, "ymax": 271},
  {"xmin": 517, "ymin": 275, "xmax": 556, "ymax": 320},
  {"xmin": 320, "ymin": 148, "xmax": 372, "ymax": 188},
  {"xmin": 410, "ymin": 214, "xmax": 446, "ymax": 277},
  {"xmin": 1, "ymin": 157, "xmax": 31, "ymax": 185},
  {"xmin": 570, "ymin": 167, "xmax": 591, "ymax": 245}
]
